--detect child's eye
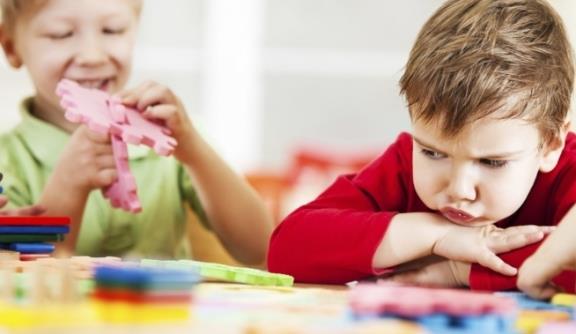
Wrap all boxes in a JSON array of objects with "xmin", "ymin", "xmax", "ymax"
[
  {"xmin": 46, "ymin": 31, "xmax": 73, "ymax": 39},
  {"xmin": 103, "ymin": 27, "xmax": 126, "ymax": 35},
  {"xmin": 479, "ymin": 159, "xmax": 508, "ymax": 168},
  {"xmin": 421, "ymin": 148, "xmax": 445, "ymax": 160}
]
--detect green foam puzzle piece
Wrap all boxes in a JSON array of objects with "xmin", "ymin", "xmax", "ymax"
[{"xmin": 140, "ymin": 259, "xmax": 294, "ymax": 287}]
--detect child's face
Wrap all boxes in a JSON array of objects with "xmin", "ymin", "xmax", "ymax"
[
  {"xmin": 4, "ymin": 0, "xmax": 139, "ymax": 112},
  {"xmin": 411, "ymin": 116, "xmax": 551, "ymax": 227}
]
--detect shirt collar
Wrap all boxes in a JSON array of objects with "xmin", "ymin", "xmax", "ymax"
[{"xmin": 16, "ymin": 97, "xmax": 151, "ymax": 168}]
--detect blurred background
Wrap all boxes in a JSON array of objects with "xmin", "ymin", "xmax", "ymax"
[{"xmin": 1, "ymin": 0, "xmax": 575, "ymax": 220}]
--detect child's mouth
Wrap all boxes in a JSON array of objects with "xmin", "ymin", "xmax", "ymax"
[{"xmin": 75, "ymin": 79, "xmax": 111, "ymax": 91}]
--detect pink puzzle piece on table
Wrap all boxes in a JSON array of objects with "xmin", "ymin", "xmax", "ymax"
[
  {"xmin": 537, "ymin": 322, "xmax": 576, "ymax": 334},
  {"xmin": 348, "ymin": 282, "xmax": 516, "ymax": 317},
  {"xmin": 55, "ymin": 79, "xmax": 177, "ymax": 212}
]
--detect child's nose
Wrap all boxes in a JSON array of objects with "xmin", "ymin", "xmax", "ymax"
[
  {"xmin": 446, "ymin": 167, "xmax": 477, "ymax": 202},
  {"xmin": 75, "ymin": 35, "xmax": 107, "ymax": 66}
]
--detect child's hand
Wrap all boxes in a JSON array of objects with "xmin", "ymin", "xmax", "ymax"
[
  {"xmin": 433, "ymin": 224, "xmax": 554, "ymax": 276},
  {"xmin": 118, "ymin": 81, "xmax": 196, "ymax": 161},
  {"xmin": 518, "ymin": 216, "xmax": 576, "ymax": 299},
  {"xmin": 53, "ymin": 125, "xmax": 117, "ymax": 193},
  {"xmin": 0, "ymin": 195, "xmax": 45, "ymax": 216},
  {"xmin": 387, "ymin": 260, "xmax": 470, "ymax": 288}
]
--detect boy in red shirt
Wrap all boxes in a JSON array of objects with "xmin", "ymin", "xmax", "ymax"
[{"xmin": 268, "ymin": 0, "xmax": 575, "ymax": 292}]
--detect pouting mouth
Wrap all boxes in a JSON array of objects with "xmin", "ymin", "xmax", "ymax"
[{"xmin": 440, "ymin": 207, "xmax": 475, "ymax": 224}]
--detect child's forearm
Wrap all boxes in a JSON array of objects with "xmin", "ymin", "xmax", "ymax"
[
  {"xmin": 372, "ymin": 212, "xmax": 451, "ymax": 269},
  {"xmin": 39, "ymin": 173, "xmax": 89, "ymax": 254},
  {"xmin": 178, "ymin": 133, "xmax": 273, "ymax": 265}
]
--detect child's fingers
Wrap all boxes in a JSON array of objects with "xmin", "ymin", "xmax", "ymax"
[
  {"xmin": 489, "ymin": 230, "xmax": 545, "ymax": 253},
  {"xmin": 134, "ymin": 84, "xmax": 176, "ymax": 111},
  {"xmin": 143, "ymin": 104, "xmax": 179, "ymax": 121},
  {"xmin": 97, "ymin": 155, "xmax": 117, "ymax": 170},
  {"xmin": 0, "ymin": 195, "xmax": 8, "ymax": 209},
  {"xmin": 526, "ymin": 284, "xmax": 560, "ymax": 300},
  {"xmin": 95, "ymin": 169, "xmax": 118, "ymax": 188},
  {"xmin": 84, "ymin": 129, "xmax": 111, "ymax": 144},
  {"xmin": 14, "ymin": 205, "xmax": 45, "ymax": 216},
  {"xmin": 477, "ymin": 250, "xmax": 517, "ymax": 276},
  {"xmin": 518, "ymin": 257, "xmax": 563, "ymax": 299},
  {"xmin": 118, "ymin": 81, "xmax": 157, "ymax": 106}
]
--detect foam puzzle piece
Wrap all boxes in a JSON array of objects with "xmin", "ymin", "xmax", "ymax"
[
  {"xmin": 110, "ymin": 101, "xmax": 177, "ymax": 156},
  {"xmin": 56, "ymin": 79, "xmax": 177, "ymax": 156},
  {"xmin": 102, "ymin": 135, "xmax": 141, "ymax": 212},
  {"xmin": 1, "ymin": 242, "xmax": 55, "ymax": 254},
  {"xmin": 0, "ymin": 216, "xmax": 70, "ymax": 226},
  {"xmin": 349, "ymin": 283, "xmax": 517, "ymax": 334},
  {"xmin": 0, "ymin": 226, "xmax": 70, "ymax": 234},
  {"xmin": 56, "ymin": 79, "xmax": 177, "ymax": 212},
  {"xmin": 56, "ymin": 79, "xmax": 121, "ymax": 135},
  {"xmin": 537, "ymin": 321, "xmax": 576, "ymax": 334},
  {"xmin": 140, "ymin": 259, "xmax": 295, "ymax": 287},
  {"xmin": 552, "ymin": 293, "xmax": 576, "ymax": 307},
  {"xmin": 0, "ymin": 234, "xmax": 64, "ymax": 243},
  {"xmin": 516, "ymin": 310, "xmax": 572, "ymax": 334},
  {"xmin": 92, "ymin": 288, "xmax": 193, "ymax": 304},
  {"xmin": 93, "ymin": 265, "xmax": 200, "ymax": 290}
]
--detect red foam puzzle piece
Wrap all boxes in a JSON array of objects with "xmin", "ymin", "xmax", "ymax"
[{"xmin": 0, "ymin": 216, "xmax": 71, "ymax": 226}]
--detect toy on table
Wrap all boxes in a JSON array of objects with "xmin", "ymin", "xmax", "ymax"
[
  {"xmin": 497, "ymin": 291, "xmax": 575, "ymax": 333},
  {"xmin": 0, "ymin": 216, "xmax": 70, "ymax": 260},
  {"xmin": 56, "ymin": 79, "xmax": 177, "ymax": 213},
  {"xmin": 140, "ymin": 259, "xmax": 294, "ymax": 287},
  {"xmin": 91, "ymin": 264, "xmax": 200, "ymax": 323},
  {"xmin": 537, "ymin": 321, "xmax": 576, "ymax": 334},
  {"xmin": 349, "ymin": 282, "xmax": 517, "ymax": 334}
]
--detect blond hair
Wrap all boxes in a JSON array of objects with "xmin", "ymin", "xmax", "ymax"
[
  {"xmin": 400, "ymin": 0, "xmax": 575, "ymax": 145},
  {"xmin": 1, "ymin": 0, "xmax": 142, "ymax": 35}
]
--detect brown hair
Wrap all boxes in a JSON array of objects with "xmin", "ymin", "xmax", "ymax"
[
  {"xmin": 1, "ymin": 0, "xmax": 142, "ymax": 35},
  {"xmin": 399, "ymin": 0, "xmax": 575, "ymax": 145},
  {"xmin": 0, "ymin": 0, "xmax": 46, "ymax": 35}
]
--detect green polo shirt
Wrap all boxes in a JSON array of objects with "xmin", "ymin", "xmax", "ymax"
[{"xmin": 0, "ymin": 98, "xmax": 209, "ymax": 259}]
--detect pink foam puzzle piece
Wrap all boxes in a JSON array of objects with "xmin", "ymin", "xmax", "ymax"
[
  {"xmin": 56, "ymin": 79, "xmax": 122, "ymax": 135},
  {"xmin": 348, "ymin": 283, "xmax": 516, "ymax": 317},
  {"xmin": 56, "ymin": 79, "xmax": 141, "ymax": 212},
  {"xmin": 537, "ymin": 322, "xmax": 576, "ymax": 334},
  {"xmin": 109, "ymin": 101, "xmax": 177, "ymax": 156},
  {"xmin": 57, "ymin": 79, "xmax": 177, "ymax": 156},
  {"xmin": 103, "ymin": 135, "xmax": 142, "ymax": 213}
]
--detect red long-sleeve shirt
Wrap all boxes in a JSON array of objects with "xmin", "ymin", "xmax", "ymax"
[{"xmin": 268, "ymin": 132, "xmax": 576, "ymax": 291}]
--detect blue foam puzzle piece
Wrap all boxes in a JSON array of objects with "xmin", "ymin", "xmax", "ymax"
[
  {"xmin": 0, "ymin": 226, "xmax": 70, "ymax": 234},
  {"xmin": 0, "ymin": 242, "xmax": 55, "ymax": 253},
  {"xmin": 94, "ymin": 265, "xmax": 200, "ymax": 289}
]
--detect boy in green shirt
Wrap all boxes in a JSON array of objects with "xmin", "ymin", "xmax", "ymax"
[{"xmin": 0, "ymin": 0, "xmax": 272, "ymax": 262}]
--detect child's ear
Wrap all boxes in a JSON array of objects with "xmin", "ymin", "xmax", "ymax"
[
  {"xmin": 539, "ymin": 121, "xmax": 571, "ymax": 173},
  {"xmin": 0, "ymin": 24, "xmax": 23, "ymax": 69}
]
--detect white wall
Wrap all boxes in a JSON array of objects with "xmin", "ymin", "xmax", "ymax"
[{"xmin": 1, "ymin": 0, "xmax": 575, "ymax": 171}]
